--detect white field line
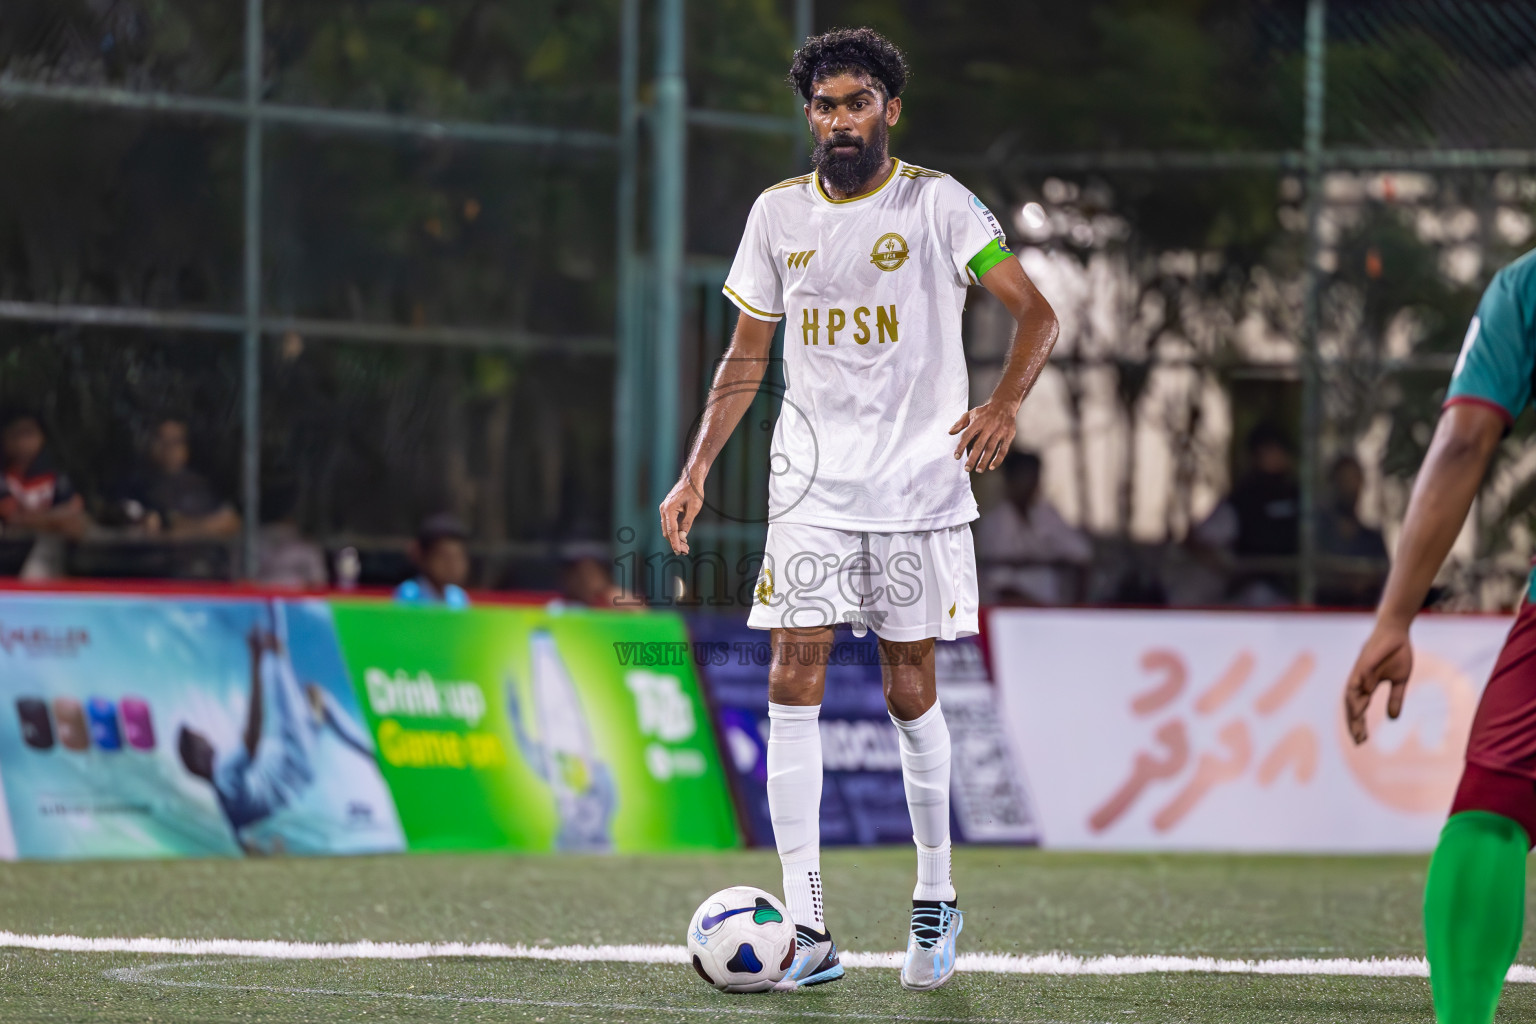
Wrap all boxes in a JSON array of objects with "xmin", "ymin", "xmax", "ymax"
[
  {"xmin": 4, "ymin": 931, "xmax": 1534, "ymax": 982},
  {"xmin": 103, "ymin": 962, "xmax": 1039, "ymax": 1024}
]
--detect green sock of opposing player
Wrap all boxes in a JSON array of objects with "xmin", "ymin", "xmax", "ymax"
[{"xmin": 1424, "ymin": 811, "xmax": 1529, "ymax": 1024}]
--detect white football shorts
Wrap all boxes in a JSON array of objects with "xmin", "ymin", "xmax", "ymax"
[{"xmin": 746, "ymin": 522, "xmax": 979, "ymax": 642}]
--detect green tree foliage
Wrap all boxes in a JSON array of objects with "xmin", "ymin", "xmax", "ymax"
[
  {"xmin": 3, "ymin": 0, "xmax": 1534, "ymax": 597},
  {"xmin": 0, "ymin": 0, "xmax": 640, "ymax": 556}
]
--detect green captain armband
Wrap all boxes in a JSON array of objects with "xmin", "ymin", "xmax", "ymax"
[{"xmin": 967, "ymin": 238, "xmax": 1012, "ymax": 281}]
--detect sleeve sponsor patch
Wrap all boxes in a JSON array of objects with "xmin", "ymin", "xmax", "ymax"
[{"xmin": 970, "ymin": 194, "xmax": 1007, "ymax": 243}]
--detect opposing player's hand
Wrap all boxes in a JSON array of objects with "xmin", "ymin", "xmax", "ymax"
[
  {"xmin": 1343, "ymin": 621, "xmax": 1414, "ymax": 745},
  {"xmin": 950, "ymin": 400, "xmax": 1018, "ymax": 473},
  {"xmin": 659, "ymin": 472, "xmax": 706, "ymax": 555}
]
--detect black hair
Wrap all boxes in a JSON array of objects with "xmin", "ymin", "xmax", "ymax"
[
  {"xmin": 177, "ymin": 725, "xmax": 214, "ymax": 778},
  {"xmin": 789, "ymin": 27, "xmax": 909, "ymax": 103},
  {"xmin": 0, "ymin": 408, "xmax": 44, "ymax": 434},
  {"xmin": 416, "ymin": 511, "xmax": 469, "ymax": 550},
  {"xmin": 1329, "ymin": 452, "xmax": 1363, "ymax": 476},
  {"xmin": 259, "ymin": 476, "xmax": 301, "ymax": 524},
  {"xmin": 1245, "ymin": 420, "xmax": 1294, "ymax": 455}
]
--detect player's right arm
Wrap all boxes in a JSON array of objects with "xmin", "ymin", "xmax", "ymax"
[
  {"xmin": 660, "ymin": 312, "xmax": 778, "ymax": 555},
  {"xmin": 1345, "ymin": 260, "xmax": 1535, "ymax": 743},
  {"xmin": 662, "ymin": 190, "xmax": 784, "ymax": 555}
]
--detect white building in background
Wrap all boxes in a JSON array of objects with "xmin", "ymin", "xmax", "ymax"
[{"xmin": 963, "ymin": 171, "xmax": 1536, "ymax": 609}]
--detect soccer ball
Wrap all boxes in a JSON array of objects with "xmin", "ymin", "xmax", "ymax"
[{"xmin": 686, "ymin": 886, "xmax": 796, "ymax": 993}]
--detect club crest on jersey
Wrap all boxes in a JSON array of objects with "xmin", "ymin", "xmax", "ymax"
[
  {"xmin": 869, "ymin": 232, "xmax": 910, "ymax": 272},
  {"xmin": 755, "ymin": 566, "xmax": 775, "ymax": 605},
  {"xmin": 786, "ymin": 250, "xmax": 816, "ymax": 269}
]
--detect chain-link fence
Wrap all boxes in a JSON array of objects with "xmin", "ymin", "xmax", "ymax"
[
  {"xmin": 1, "ymin": 1, "xmax": 634, "ymax": 588},
  {"xmin": 936, "ymin": 0, "xmax": 1536, "ymax": 613},
  {"xmin": 5, "ymin": 1, "xmax": 1535, "ymax": 610}
]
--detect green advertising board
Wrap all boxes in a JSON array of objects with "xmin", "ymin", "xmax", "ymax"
[{"xmin": 329, "ymin": 603, "xmax": 739, "ymax": 853}]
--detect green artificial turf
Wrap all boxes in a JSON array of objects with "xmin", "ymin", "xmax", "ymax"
[{"xmin": 0, "ymin": 846, "xmax": 1533, "ymax": 1022}]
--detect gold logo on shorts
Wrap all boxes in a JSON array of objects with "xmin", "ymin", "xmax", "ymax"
[
  {"xmin": 870, "ymin": 232, "xmax": 910, "ymax": 272},
  {"xmin": 755, "ymin": 567, "xmax": 775, "ymax": 605}
]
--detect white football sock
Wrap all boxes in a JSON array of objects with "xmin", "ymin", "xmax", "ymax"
[
  {"xmin": 891, "ymin": 701, "xmax": 956, "ymax": 902},
  {"xmin": 767, "ymin": 701, "xmax": 825, "ymax": 931}
]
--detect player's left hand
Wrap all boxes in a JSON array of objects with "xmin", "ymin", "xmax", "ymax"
[{"xmin": 949, "ymin": 400, "xmax": 1018, "ymax": 472}]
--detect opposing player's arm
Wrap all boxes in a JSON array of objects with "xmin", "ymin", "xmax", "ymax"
[
  {"xmin": 660, "ymin": 312, "xmax": 778, "ymax": 555},
  {"xmin": 1343, "ymin": 402, "xmax": 1504, "ymax": 743},
  {"xmin": 950, "ymin": 256, "xmax": 1060, "ymax": 472},
  {"xmin": 1346, "ymin": 260, "xmax": 1534, "ymax": 742}
]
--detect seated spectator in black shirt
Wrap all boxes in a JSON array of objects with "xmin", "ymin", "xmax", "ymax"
[
  {"xmin": 1230, "ymin": 422, "xmax": 1301, "ymax": 560},
  {"xmin": 1190, "ymin": 422, "xmax": 1300, "ymax": 605},
  {"xmin": 1317, "ymin": 454, "xmax": 1386, "ymax": 559},
  {"xmin": 127, "ymin": 418, "xmax": 242, "ymax": 539},
  {"xmin": 1316, "ymin": 454, "xmax": 1388, "ymax": 607},
  {"xmin": 0, "ymin": 410, "xmax": 86, "ymax": 540}
]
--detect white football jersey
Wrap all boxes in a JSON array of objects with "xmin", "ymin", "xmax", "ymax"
[{"xmin": 723, "ymin": 158, "xmax": 1012, "ymax": 532}]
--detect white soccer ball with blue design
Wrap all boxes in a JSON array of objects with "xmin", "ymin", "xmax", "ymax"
[{"xmin": 687, "ymin": 886, "xmax": 796, "ymax": 993}]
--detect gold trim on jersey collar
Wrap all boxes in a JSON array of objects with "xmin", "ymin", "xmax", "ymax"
[
  {"xmin": 762, "ymin": 173, "xmax": 813, "ymax": 194},
  {"xmin": 814, "ymin": 158, "xmax": 901, "ymax": 205}
]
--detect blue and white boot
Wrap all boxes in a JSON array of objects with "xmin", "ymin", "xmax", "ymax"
[
  {"xmin": 774, "ymin": 924, "xmax": 844, "ymax": 990},
  {"xmin": 900, "ymin": 900, "xmax": 963, "ymax": 991}
]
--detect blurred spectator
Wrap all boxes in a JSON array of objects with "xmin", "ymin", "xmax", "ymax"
[
  {"xmin": 0, "ymin": 410, "xmax": 87, "ymax": 580},
  {"xmin": 1317, "ymin": 455, "xmax": 1386, "ymax": 559},
  {"xmin": 975, "ymin": 451, "xmax": 1093, "ymax": 605},
  {"xmin": 562, "ymin": 556, "xmax": 643, "ymax": 609},
  {"xmin": 1190, "ymin": 422, "xmax": 1299, "ymax": 605},
  {"xmin": 256, "ymin": 483, "xmax": 327, "ymax": 589},
  {"xmin": 123, "ymin": 418, "xmax": 242, "ymax": 539},
  {"xmin": 395, "ymin": 513, "xmax": 471, "ymax": 608},
  {"xmin": 1316, "ymin": 454, "xmax": 1388, "ymax": 607},
  {"xmin": 0, "ymin": 410, "xmax": 87, "ymax": 540}
]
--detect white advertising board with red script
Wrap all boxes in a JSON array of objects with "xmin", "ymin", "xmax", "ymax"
[{"xmin": 987, "ymin": 609, "xmax": 1513, "ymax": 851}]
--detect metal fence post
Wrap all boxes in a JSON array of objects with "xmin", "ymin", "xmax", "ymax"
[
  {"xmin": 792, "ymin": 0, "xmax": 812, "ymax": 174},
  {"xmin": 614, "ymin": 0, "xmax": 642, "ymax": 554},
  {"xmin": 241, "ymin": 0, "xmax": 264, "ymax": 579},
  {"xmin": 1298, "ymin": 0, "xmax": 1327, "ymax": 606},
  {"xmin": 651, "ymin": 0, "xmax": 686, "ymax": 596}
]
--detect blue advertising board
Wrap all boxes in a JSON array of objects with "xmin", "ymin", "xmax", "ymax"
[
  {"xmin": 0, "ymin": 595, "xmax": 405, "ymax": 859},
  {"xmin": 689, "ymin": 617, "xmax": 1038, "ymax": 847}
]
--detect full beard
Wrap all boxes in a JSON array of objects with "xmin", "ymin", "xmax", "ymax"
[{"xmin": 812, "ymin": 121, "xmax": 888, "ymax": 196}]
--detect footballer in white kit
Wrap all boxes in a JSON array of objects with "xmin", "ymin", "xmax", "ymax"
[{"xmin": 660, "ymin": 28, "xmax": 1059, "ymax": 992}]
